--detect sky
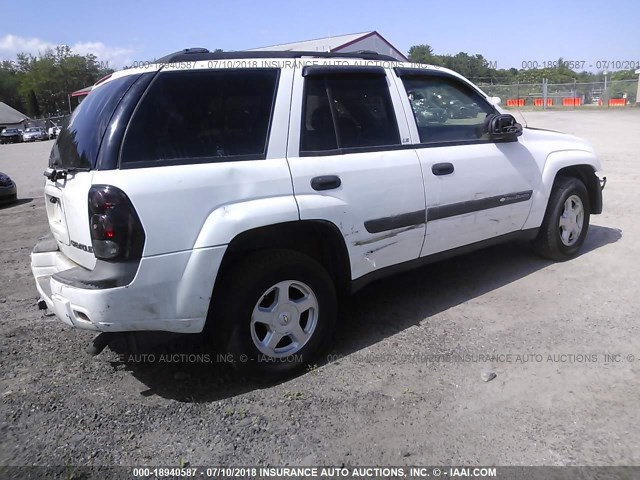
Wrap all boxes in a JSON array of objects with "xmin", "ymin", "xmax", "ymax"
[{"xmin": 1, "ymin": 0, "xmax": 638, "ymax": 71}]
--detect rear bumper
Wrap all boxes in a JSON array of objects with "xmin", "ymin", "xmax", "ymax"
[{"xmin": 31, "ymin": 234, "xmax": 226, "ymax": 333}]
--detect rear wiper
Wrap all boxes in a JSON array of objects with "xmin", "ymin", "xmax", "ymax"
[{"xmin": 43, "ymin": 167, "xmax": 90, "ymax": 181}]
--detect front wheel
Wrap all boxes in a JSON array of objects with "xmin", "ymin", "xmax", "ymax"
[
  {"xmin": 211, "ymin": 249, "xmax": 337, "ymax": 378},
  {"xmin": 533, "ymin": 176, "xmax": 590, "ymax": 260}
]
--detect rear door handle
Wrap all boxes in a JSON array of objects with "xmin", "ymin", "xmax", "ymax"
[
  {"xmin": 432, "ymin": 163, "xmax": 454, "ymax": 176},
  {"xmin": 311, "ymin": 175, "xmax": 341, "ymax": 191}
]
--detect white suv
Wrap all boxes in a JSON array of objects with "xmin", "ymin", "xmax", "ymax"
[{"xmin": 31, "ymin": 49, "xmax": 605, "ymax": 376}]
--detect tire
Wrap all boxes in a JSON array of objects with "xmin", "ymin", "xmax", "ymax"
[
  {"xmin": 533, "ymin": 176, "xmax": 590, "ymax": 260},
  {"xmin": 210, "ymin": 249, "xmax": 337, "ymax": 378}
]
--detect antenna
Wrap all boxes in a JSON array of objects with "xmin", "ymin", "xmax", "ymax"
[{"xmin": 514, "ymin": 109, "xmax": 528, "ymax": 128}]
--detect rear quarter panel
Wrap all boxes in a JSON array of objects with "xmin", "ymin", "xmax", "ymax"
[{"xmin": 92, "ymin": 159, "xmax": 298, "ymax": 256}]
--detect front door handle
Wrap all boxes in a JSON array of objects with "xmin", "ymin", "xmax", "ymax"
[
  {"xmin": 432, "ymin": 163, "xmax": 454, "ymax": 176},
  {"xmin": 311, "ymin": 175, "xmax": 341, "ymax": 191}
]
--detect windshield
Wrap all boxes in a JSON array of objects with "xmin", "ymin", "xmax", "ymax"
[
  {"xmin": 26, "ymin": 128, "xmax": 37, "ymax": 132},
  {"xmin": 3, "ymin": 129, "xmax": 18, "ymax": 134},
  {"xmin": 50, "ymin": 73, "xmax": 140, "ymax": 169}
]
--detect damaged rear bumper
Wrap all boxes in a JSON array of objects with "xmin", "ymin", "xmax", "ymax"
[{"xmin": 31, "ymin": 234, "xmax": 226, "ymax": 334}]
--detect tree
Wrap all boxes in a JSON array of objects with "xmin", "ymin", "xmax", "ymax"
[
  {"xmin": 26, "ymin": 89, "xmax": 40, "ymax": 117},
  {"xmin": 610, "ymin": 69, "xmax": 637, "ymax": 81},
  {"xmin": 408, "ymin": 45, "xmax": 442, "ymax": 66},
  {"xmin": 0, "ymin": 61, "xmax": 26, "ymax": 111},
  {"xmin": 403, "ymin": 44, "xmax": 638, "ymax": 87},
  {"xmin": 2, "ymin": 45, "xmax": 114, "ymax": 116}
]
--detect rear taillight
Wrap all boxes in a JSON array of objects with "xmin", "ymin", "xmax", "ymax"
[{"xmin": 88, "ymin": 185, "xmax": 145, "ymax": 261}]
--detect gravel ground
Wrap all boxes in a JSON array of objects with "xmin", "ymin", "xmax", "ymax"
[{"xmin": 1, "ymin": 110, "xmax": 639, "ymax": 472}]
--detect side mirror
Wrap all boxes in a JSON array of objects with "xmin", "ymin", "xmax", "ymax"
[{"xmin": 486, "ymin": 113, "xmax": 523, "ymax": 141}]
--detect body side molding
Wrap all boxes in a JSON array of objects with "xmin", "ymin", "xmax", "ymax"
[
  {"xmin": 363, "ymin": 190, "xmax": 533, "ymax": 234},
  {"xmin": 427, "ymin": 190, "xmax": 533, "ymax": 221}
]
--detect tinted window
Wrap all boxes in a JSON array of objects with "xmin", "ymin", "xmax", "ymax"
[
  {"xmin": 402, "ymin": 76, "xmax": 494, "ymax": 144},
  {"xmin": 121, "ymin": 69, "xmax": 278, "ymax": 166},
  {"xmin": 301, "ymin": 73, "xmax": 400, "ymax": 153},
  {"xmin": 51, "ymin": 74, "xmax": 140, "ymax": 169}
]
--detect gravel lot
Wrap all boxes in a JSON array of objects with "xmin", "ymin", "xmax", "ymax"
[{"xmin": 1, "ymin": 110, "xmax": 639, "ymax": 472}]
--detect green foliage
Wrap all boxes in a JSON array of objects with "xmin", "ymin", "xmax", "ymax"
[
  {"xmin": 407, "ymin": 44, "xmax": 443, "ymax": 66},
  {"xmin": 26, "ymin": 89, "xmax": 40, "ymax": 117},
  {"xmin": 2, "ymin": 42, "xmax": 636, "ymax": 116},
  {"xmin": 610, "ymin": 69, "xmax": 637, "ymax": 81},
  {"xmin": 408, "ymin": 46, "xmax": 638, "ymax": 87},
  {"xmin": 607, "ymin": 80, "xmax": 636, "ymax": 103},
  {"xmin": 408, "ymin": 45, "xmax": 502, "ymax": 81},
  {"xmin": 0, "ymin": 45, "xmax": 114, "ymax": 117},
  {"xmin": 0, "ymin": 60, "xmax": 24, "ymax": 111}
]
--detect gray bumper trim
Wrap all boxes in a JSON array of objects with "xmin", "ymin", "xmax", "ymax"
[
  {"xmin": 32, "ymin": 234, "xmax": 59, "ymax": 254},
  {"xmin": 33, "ymin": 234, "xmax": 140, "ymax": 290}
]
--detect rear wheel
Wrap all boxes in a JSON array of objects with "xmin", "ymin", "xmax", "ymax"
[
  {"xmin": 211, "ymin": 249, "xmax": 337, "ymax": 378},
  {"xmin": 533, "ymin": 176, "xmax": 590, "ymax": 260}
]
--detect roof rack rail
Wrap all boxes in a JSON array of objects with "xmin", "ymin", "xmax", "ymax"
[
  {"xmin": 154, "ymin": 49, "xmax": 401, "ymax": 64},
  {"xmin": 155, "ymin": 47, "xmax": 211, "ymax": 63}
]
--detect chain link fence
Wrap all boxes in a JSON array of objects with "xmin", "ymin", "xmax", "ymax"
[
  {"xmin": 24, "ymin": 114, "xmax": 71, "ymax": 130},
  {"xmin": 477, "ymin": 79, "xmax": 638, "ymax": 108}
]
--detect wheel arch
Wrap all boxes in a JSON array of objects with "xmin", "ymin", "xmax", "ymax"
[
  {"xmin": 524, "ymin": 151, "xmax": 603, "ymax": 229},
  {"xmin": 215, "ymin": 220, "xmax": 352, "ymax": 296},
  {"xmin": 553, "ymin": 164, "xmax": 602, "ymax": 214}
]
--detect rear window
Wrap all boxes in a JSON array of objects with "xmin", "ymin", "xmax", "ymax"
[
  {"xmin": 120, "ymin": 69, "xmax": 279, "ymax": 167},
  {"xmin": 51, "ymin": 74, "xmax": 140, "ymax": 169}
]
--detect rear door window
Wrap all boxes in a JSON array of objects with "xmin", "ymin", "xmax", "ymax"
[
  {"xmin": 120, "ymin": 69, "xmax": 279, "ymax": 167},
  {"xmin": 300, "ymin": 73, "xmax": 400, "ymax": 154}
]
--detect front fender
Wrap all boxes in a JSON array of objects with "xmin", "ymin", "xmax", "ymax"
[{"xmin": 523, "ymin": 149, "xmax": 602, "ymax": 230}]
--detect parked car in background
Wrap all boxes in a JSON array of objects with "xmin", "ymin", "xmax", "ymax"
[
  {"xmin": 23, "ymin": 127, "xmax": 49, "ymax": 142},
  {"xmin": 0, "ymin": 172, "xmax": 17, "ymax": 204},
  {"xmin": 0, "ymin": 128, "xmax": 23, "ymax": 144}
]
